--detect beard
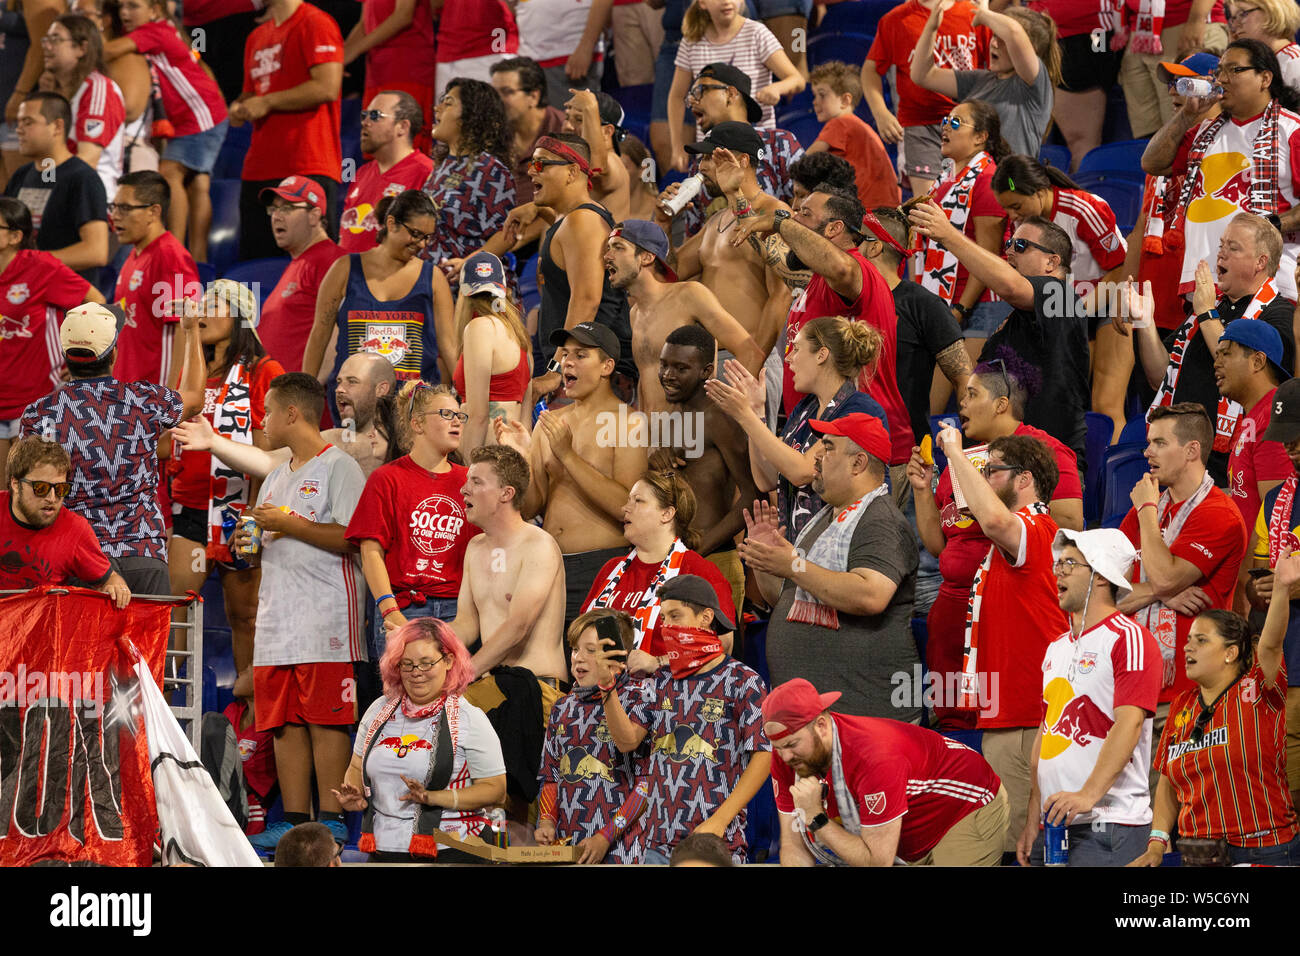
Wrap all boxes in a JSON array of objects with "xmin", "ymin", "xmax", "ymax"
[
  {"xmin": 792, "ymin": 735, "xmax": 832, "ymax": 778},
  {"xmin": 995, "ymin": 480, "xmax": 1020, "ymax": 511}
]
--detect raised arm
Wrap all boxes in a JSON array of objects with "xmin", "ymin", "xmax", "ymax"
[
  {"xmin": 938, "ymin": 425, "xmax": 1024, "ymax": 558},
  {"xmin": 684, "ymin": 283, "xmax": 766, "ymax": 375},
  {"xmin": 909, "ymin": 0, "xmax": 960, "ymax": 99},
  {"xmin": 909, "ymin": 199, "xmax": 1035, "ymax": 309},
  {"xmin": 973, "ymin": 0, "xmax": 1041, "ymax": 85}
]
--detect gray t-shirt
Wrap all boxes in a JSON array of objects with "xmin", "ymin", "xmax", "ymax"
[
  {"xmin": 767, "ymin": 496, "xmax": 921, "ymax": 722},
  {"xmin": 955, "ymin": 65, "xmax": 1054, "ymax": 160}
]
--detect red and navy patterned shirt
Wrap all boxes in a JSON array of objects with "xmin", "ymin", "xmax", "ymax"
[
  {"xmin": 682, "ymin": 127, "xmax": 804, "ymax": 238},
  {"xmin": 539, "ymin": 675, "xmax": 654, "ymax": 864},
  {"xmin": 633, "ymin": 657, "xmax": 770, "ymax": 862},
  {"xmin": 421, "ymin": 151, "xmax": 517, "ymax": 289},
  {"xmin": 21, "ymin": 378, "xmax": 184, "ymax": 561}
]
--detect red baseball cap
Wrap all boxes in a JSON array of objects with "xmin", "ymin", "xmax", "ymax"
[
  {"xmin": 259, "ymin": 175, "xmax": 327, "ymax": 214},
  {"xmin": 762, "ymin": 678, "xmax": 840, "ymax": 740},
  {"xmin": 808, "ymin": 413, "xmax": 891, "ymax": 462}
]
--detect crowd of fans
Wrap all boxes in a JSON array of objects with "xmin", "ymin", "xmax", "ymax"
[{"xmin": 3, "ymin": 0, "xmax": 1300, "ymax": 868}]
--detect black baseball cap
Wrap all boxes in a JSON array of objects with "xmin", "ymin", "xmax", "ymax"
[
  {"xmin": 549, "ymin": 321, "xmax": 621, "ymax": 361},
  {"xmin": 1263, "ymin": 377, "xmax": 1300, "ymax": 443},
  {"xmin": 659, "ymin": 574, "xmax": 735, "ymax": 632},
  {"xmin": 684, "ymin": 120, "xmax": 764, "ymax": 164},
  {"xmin": 695, "ymin": 62, "xmax": 763, "ymax": 124},
  {"xmin": 595, "ymin": 91, "xmax": 627, "ymax": 155}
]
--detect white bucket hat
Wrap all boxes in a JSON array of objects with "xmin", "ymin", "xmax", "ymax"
[{"xmin": 1052, "ymin": 528, "xmax": 1137, "ymax": 598}]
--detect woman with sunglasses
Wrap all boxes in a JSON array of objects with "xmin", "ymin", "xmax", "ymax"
[
  {"xmin": 1226, "ymin": 0, "xmax": 1300, "ymax": 94},
  {"xmin": 1131, "ymin": 550, "xmax": 1300, "ymax": 866},
  {"xmin": 303, "ymin": 190, "xmax": 455, "ymax": 396},
  {"xmin": 916, "ymin": 99, "xmax": 1012, "ymax": 366},
  {"xmin": 333, "ymin": 617, "xmax": 507, "ymax": 863},
  {"xmin": 422, "ymin": 79, "xmax": 516, "ymax": 292},
  {"xmin": 167, "ymin": 280, "xmax": 283, "ymax": 676},
  {"xmin": 347, "ymin": 381, "xmax": 477, "ymax": 644},
  {"xmin": 42, "ymin": 14, "xmax": 125, "ymax": 201},
  {"xmin": 0, "ymin": 197, "xmax": 104, "ymax": 479}
]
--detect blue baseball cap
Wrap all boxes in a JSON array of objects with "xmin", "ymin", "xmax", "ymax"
[
  {"xmin": 1219, "ymin": 320, "xmax": 1291, "ymax": 382},
  {"xmin": 460, "ymin": 251, "xmax": 508, "ymax": 299},
  {"xmin": 609, "ymin": 219, "xmax": 677, "ymax": 281},
  {"xmin": 1158, "ymin": 52, "xmax": 1220, "ymax": 83}
]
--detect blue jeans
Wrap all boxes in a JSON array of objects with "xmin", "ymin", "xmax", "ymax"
[
  {"xmin": 1228, "ymin": 833, "xmax": 1300, "ymax": 865},
  {"xmin": 643, "ymin": 847, "xmax": 671, "ymax": 865},
  {"xmin": 369, "ymin": 597, "xmax": 458, "ymax": 659},
  {"xmin": 1030, "ymin": 822, "xmax": 1150, "ymax": 866},
  {"xmin": 964, "ymin": 300, "xmax": 1013, "ymax": 339}
]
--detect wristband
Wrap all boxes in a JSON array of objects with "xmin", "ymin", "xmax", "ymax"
[
  {"xmin": 1148, "ymin": 828, "xmax": 1170, "ymax": 847},
  {"xmin": 376, "ymin": 592, "xmax": 396, "ymax": 606},
  {"xmin": 1138, "ymin": 502, "xmax": 1158, "ymax": 515},
  {"xmin": 381, "ymin": 604, "xmax": 402, "ymax": 618}
]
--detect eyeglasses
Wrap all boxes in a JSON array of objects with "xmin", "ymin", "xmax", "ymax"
[
  {"xmin": 430, "ymin": 408, "xmax": 469, "ymax": 424},
  {"xmin": 1005, "ymin": 236, "xmax": 1056, "ymax": 256},
  {"xmin": 400, "ymin": 220, "xmax": 433, "ymax": 243},
  {"xmin": 981, "ymin": 462, "xmax": 1022, "ymax": 479},
  {"xmin": 527, "ymin": 157, "xmax": 571, "ymax": 175},
  {"xmin": 1053, "ymin": 557, "xmax": 1092, "ymax": 574},
  {"xmin": 40, "ymin": 35, "xmax": 74, "ymax": 46},
  {"xmin": 18, "ymin": 478, "xmax": 72, "ymax": 499},
  {"xmin": 267, "ymin": 202, "xmax": 312, "ymax": 217},
  {"xmin": 106, "ymin": 202, "xmax": 153, "ymax": 215},
  {"xmin": 940, "ymin": 114, "xmax": 964, "ymax": 131},
  {"xmin": 360, "ymin": 109, "xmax": 392, "ymax": 122},
  {"xmin": 1226, "ymin": 6, "xmax": 1260, "ymax": 22},
  {"xmin": 495, "ymin": 86, "xmax": 521, "ymax": 97},
  {"xmin": 687, "ymin": 82, "xmax": 730, "ymax": 102},
  {"xmin": 398, "ymin": 654, "xmax": 449, "ymax": 673},
  {"xmin": 1213, "ymin": 65, "xmax": 1257, "ymax": 79}
]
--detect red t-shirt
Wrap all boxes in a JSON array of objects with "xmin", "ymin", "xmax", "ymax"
[
  {"xmin": 1025, "ymin": 0, "xmax": 1115, "ymax": 38},
  {"xmin": 183, "ymin": 0, "xmax": 261, "ymax": 26},
  {"xmin": 868, "ymin": 0, "xmax": 988, "ymax": 128},
  {"xmin": 242, "ymin": 3, "xmax": 343, "ymax": 181},
  {"xmin": 928, "ymin": 163, "xmax": 1005, "ymax": 305},
  {"xmin": 970, "ymin": 506, "xmax": 1068, "ymax": 729},
  {"xmin": 345, "ymin": 456, "xmax": 478, "ymax": 600},
  {"xmin": 1227, "ymin": 390, "xmax": 1295, "ymax": 533},
  {"xmin": 581, "ymin": 549, "xmax": 736, "ymax": 657},
  {"xmin": 170, "ymin": 357, "xmax": 285, "ymax": 508},
  {"xmin": 771, "ymin": 711, "xmax": 1002, "ymax": 862},
  {"xmin": 259, "ymin": 238, "xmax": 346, "ymax": 371},
  {"xmin": 112, "ymin": 231, "xmax": 200, "ymax": 385},
  {"xmin": 129, "ymin": 20, "xmax": 227, "ymax": 135},
  {"xmin": 0, "ymin": 492, "xmax": 111, "ymax": 589},
  {"xmin": 782, "ymin": 249, "xmax": 915, "ymax": 464},
  {"xmin": 363, "ymin": 0, "xmax": 436, "ymax": 87},
  {"xmin": 1120, "ymin": 486, "xmax": 1248, "ymax": 703},
  {"xmin": 815, "ymin": 114, "xmax": 901, "ymax": 212},
  {"xmin": 339, "ymin": 153, "xmax": 436, "ymax": 253},
  {"xmin": 0, "ymin": 250, "xmax": 88, "ymax": 419},
  {"xmin": 1155, "ymin": 662, "xmax": 1297, "ymax": 847},
  {"xmin": 436, "ymin": 0, "xmax": 519, "ymax": 61},
  {"xmin": 935, "ymin": 423, "xmax": 1081, "ymax": 593}
]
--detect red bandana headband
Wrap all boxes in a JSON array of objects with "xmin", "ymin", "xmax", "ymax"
[
  {"xmin": 861, "ymin": 211, "xmax": 909, "ymax": 278},
  {"xmin": 537, "ymin": 136, "xmax": 596, "ymax": 189}
]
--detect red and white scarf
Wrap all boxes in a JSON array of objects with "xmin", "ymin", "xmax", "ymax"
[
  {"xmin": 1115, "ymin": 0, "xmax": 1165, "ymax": 55},
  {"xmin": 1268, "ymin": 475, "xmax": 1299, "ymax": 568},
  {"xmin": 958, "ymin": 502, "xmax": 1048, "ymax": 710},
  {"xmin": 1146, "ymin": 277, "xmax": 1279, "ymax": 453},
  {"xmin": 588, "ymin": 537, "xmax": 689, "ymax": 650},
  {"xmin": 206, "ymin": 360, "xmax": 255, "ymax": 562},
  {"xmin": 788, "ymin": 484, "xmax": 890, "ymax": 629},
  {"xmin": 1175, "ymin": 100, "xmax": 1283, "ymax": 230},
  {"xmin": 918, "ymin": 151, "xmax": 993, "ymax": 304}
]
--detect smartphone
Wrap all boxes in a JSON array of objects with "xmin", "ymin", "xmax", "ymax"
[
  {"xmin": 1247, "ymin": 568, "xmax": 1274, "ymax": 579},
  {"xmin": 595, "ymin": 615, "xmax": 626, "ymax": 656}
]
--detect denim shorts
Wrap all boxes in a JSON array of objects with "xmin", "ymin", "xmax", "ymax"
[
  {"xmin": 161, "ymin": 118, "xmax": 229, "ymax": 174},
  {"xmin": 369, "ymin": 596, "xmax": 458, "ymax": 660},
  {"xmin": 964, "ymin": 300, "xmax": 1012, "ymax": 339},
  {"xmin": 652, "ymin": 40, "xmax": 680, "ymax": 122},
  {"xmin": 745, "ymin": 0, "xmax": 813, "ymax": 17}
]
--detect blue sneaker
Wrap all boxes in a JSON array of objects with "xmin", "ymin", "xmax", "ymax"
[
  {"xmin": 248, "ymin": 820, "xmax": 294, "ymax": 852},
  {"xmin": 321, "ymin": 818, "xmax": 350, "ymax": 845}
]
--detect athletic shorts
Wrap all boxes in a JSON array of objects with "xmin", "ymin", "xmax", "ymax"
[
  {"xmin": 1058, "ymin": 32, "xmax": 1123, "ymax": 94},
  {"xmin": 902, "ymin": 123, "xmax": 943, "ymax": 182},
  {"xmin": 254, "ymin": 661, "xmax": 358, "ymax": 732}
]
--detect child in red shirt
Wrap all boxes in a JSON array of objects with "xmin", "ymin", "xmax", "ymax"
[{"xmin": 807, "ymin": 61, "xmax": 900, "ymax": 212}]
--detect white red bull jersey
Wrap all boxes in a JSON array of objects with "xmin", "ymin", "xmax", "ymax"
[
  {"xmin": 252, "ymin": 444, "xmax": 367, "ymax": 665},
  {"xmin": 69, "ymin": 72, "xmax": 125, "ymax": 201},
  {"xmin": 1051, "ymin": 186, "xmax": 1126, "ymax": 287},
  {"xmin": 1037, "ymin": 612, "xmax": 1161, "ymax": 825},
  {"xmin": 1174, "ymin": 108, "xmax": 1300, "ymax": 300},
  {"xmin": 1278, "ymin": 43, "xmax": 1300, "ymax": 99},
  {"xmin": 338, "ymin": 151, "xmax": 435, "ymax": 254},
  {"xmin": 515, "ymin": 0, "xmax": 604, "ymax": 68}
]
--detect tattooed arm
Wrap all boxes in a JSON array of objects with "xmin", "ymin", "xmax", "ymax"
[
  {"xmin": 748, "ymin": 232, "xmax": 813, "ymax": 289},
  {"xmin": 935, "ymin": 340, "xmax": 972, "ymax": 397}
]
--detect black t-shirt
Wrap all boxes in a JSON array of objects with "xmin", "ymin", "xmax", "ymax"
[
  {"xmin": 1160, "ymin": 292, "xmax": 1296, "ymax": 485},
  {"xmin": 980, "ymin": 275, "xmax": 1090, "ymax": 469},
  {"xmin": 893, "ymin": 279, "xmax": 963, "ymax": 447},
  {"xmin": 537, "ymin": 202, "xmax": 637, "ymax": 385},
  {"xmin": 3, "ymin": 156, "xmax": 106, "ymax": 283}
]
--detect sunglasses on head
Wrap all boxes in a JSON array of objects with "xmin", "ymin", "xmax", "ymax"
[
  {"xmin": 528, "ymin": 157, "xmax": 572, "ymax": 175},
  {"xmin": 1005, "ymin": 236, "xmax": 1056, "ymax": 256},
  {"xmin": 19, "ymin": 478, "xmax": 72, "ymax": 499}
]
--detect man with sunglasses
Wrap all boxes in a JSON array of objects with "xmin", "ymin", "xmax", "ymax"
[
  {"xmin": 339, "ymin": 92, "xmax": 434, "ymax": 254},
  {"xmin": 0, "ymin": 435, "xmax": 130, "ymax": 607}
]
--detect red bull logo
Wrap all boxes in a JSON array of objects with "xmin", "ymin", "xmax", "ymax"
[
  {"xmin": 1041, "ymin": 678, "xmax": 1112, "ymax": 757},
  {"xmin": 651, "ymin": 724, "xmax": 717, "ymax": 764},
  {"xmin": 559, "ymin": 748, "xmax": 614, "ymax": 783},
  {"xmin": 377, "ymin": 734, "xmax": 434, "ymax": 758},
  {"xmin": 1188, "ymin": 152, "xmax": 1253, "ymax": 224},
  {"xmin": 362, "ymin": 323, "xmax": 410, "ymax": 365}
]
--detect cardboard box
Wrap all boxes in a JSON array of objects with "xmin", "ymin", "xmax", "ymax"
[{"xmin": 431, "ymin": 829, "xmax": 582, "ymax": 864}]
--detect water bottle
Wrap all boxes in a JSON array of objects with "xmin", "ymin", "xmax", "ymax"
[
  {"xmin": 660, "ymin": 173, "xmax": 705, "ymax": 217},
  {"xmin": 1044, "ymin": 819, "xmax": 1069, "ymax": 866},
  {"xmin": 1175, "ymin": 77, "xmax": 1222, "ymax": 98}
]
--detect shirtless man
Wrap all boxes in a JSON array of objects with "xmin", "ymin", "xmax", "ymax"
[
  {"xmin": 451, "ymin": 445, "xmax": 566, "ymax": 690},
  {"xmin": 604, "ymin": 219, "xmax": 764, "ymax": 414},
  {"xmin": 657, "ymin": 123, "xmax": 792, "ymax": 359},
  {"xmin": 564, "ymin": 89, "xmax": 631, "ymax": 223},
  {"xmin": 654, "ymin": 323, "xmax": 759, "ymax": 615},
  {"xmin": 495, "ymin": 322, "xmax": 648, "ymax": 626}
]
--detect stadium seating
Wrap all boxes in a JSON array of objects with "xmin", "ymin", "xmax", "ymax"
[
  {"xmin": 1038, "ymin": 143, "xmax": 1071, "ymax": 171},
  {"xmin": 807, "ymin": 31, "xmax": 873, "ymax": 71},
  {"xmin": 1100, "ymin": 443, "xmax": 1149, "ymax": 527},
  {"xmin": 610, "ymin": 83, "xmax": 653, "ymax": 146},
  {"xmin": 222, "ymin": 257, "xmax": 291, "ymax": 310},
  {"xmin": 813, "ymin": 0, "xmax": 893, "ymax": 36},
  {"xmin": 777, "ymin": 109, "xmax": 823, "ymax": 149},
  {"xmin": 213, "ymin": 120, "xmax": 251, "ymax": 180},
  {"xmin": 1073, "ymin": 172, "xmax": 1143, "ymax": 235},
  {"xmin": 1083, "ymin": 411, "xmax": 1115, "ymax": 527},
  {"xmin": 1076, "ymin": 139, "xmax": 1150, "ymax": 181},
  {"xmin": 208, "ymin": 178, "xmax": 243, "ymax": 274},
  {"xmin": 196, "ymin": 262, "xmax": 217, "ymax": 286},
  {"xmin": 1117, "ymin": 412, "xmax": 1148, "ymax": 447}
]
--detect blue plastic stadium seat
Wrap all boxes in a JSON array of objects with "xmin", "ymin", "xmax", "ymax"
[
  {"xmin": 777, "ymin": 109, "xmax": 823, "ymax": 149},
  {"xmin": 207, "ymin": 178, "xmax": 243, "ymax": 274},
  {"xmin": 1077, "ymin": 138, "xmax": 1150, "ymax": 180},
  {"xmin": 196, "ymin": 261, "xmax": 217, "ymax": 286},
  {"xmin": 814, "ymin": 0, "xmax": 892, "ymax": 37},
  {"xmin": 807, "ymin": 31, "xmax": 874, "ymax": 71},
  {"xmin": 1073, "ymin": 172, "xmax": 1143, "ymax": 235},
  {"xmin": 212, "ymin": 120, "xmax": 251, "ymax": 180},
  {"xmin": 1117, "ymin": 412, "xmax": 1147, "ymax": 447},
  {"xmin": 1100, "ymin": 443, "xmax": 1148, "ymax": 527},
  {"xmin": 610, "ymin": 83, "xmax": 653, "ymax": 145},
  {"xmin": 1083, "ymin": 411, "xmax": 1115, "ymax": 527},
  {"xmin": 98, "ymin": 243, "xmax": 131, "ymax": 298},
  {"xmin": 1038, "ymin": 143, "xmax": 1071, "ymax": 171},
  {"xmin": 222, "ymin": 257, "xmax": 290, "ymax": 310}
]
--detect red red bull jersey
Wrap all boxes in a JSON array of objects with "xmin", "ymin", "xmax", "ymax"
[
  {"xmin": 1172, "ymin": 109, "xmax": 1300, "ymax": 300},
  {"xmin": 539, "ymin": 678, "xmax": 654, "ymax": 863},
  {"xmin": 339, "ymin": 152, "xmax": 435, "ymax": 254},
  {"xmin": 0, "ymin": 249, "xmax": 88, "ymax": 420},
  {"xmin": 112, "ymin": 231, "xmax": 200, "ymax": 386},
  {"xmin": 1049, "ymin": 187, "xmax": 1126, "ymax": 287},
  {"xmin": 1155, "ymin": 661, "xmax": 1298, "ymax": 848},
  {"xmin": 772, "ymin": 711, "xmax": 1002, "ymax": 863},
  {"xmin": 1037, "ymin": 612, "xmax": 1160, "ymax": 825},
  {"xmin": 1227, "ymin": 389, "xmax": 1294, "ymax": 535}
]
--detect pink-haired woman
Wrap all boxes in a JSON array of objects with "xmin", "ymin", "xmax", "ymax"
[{"xmin": 333, "ymin": 618, "xmax": 507, "ymax": 863}]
